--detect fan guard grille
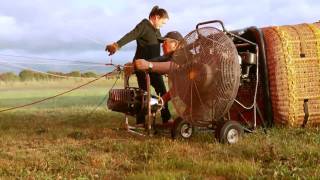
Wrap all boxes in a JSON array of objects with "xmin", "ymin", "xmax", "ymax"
[{"xmin": 168, "ymin": 27, "xmax": 240, "ymax": 126}]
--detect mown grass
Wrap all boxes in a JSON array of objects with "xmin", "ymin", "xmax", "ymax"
[{"xmin": 0, "ymin": 79, "xmax": 319, "ymax": 179}]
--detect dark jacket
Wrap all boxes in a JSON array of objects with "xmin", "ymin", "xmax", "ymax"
[{"xmin": 117, "ymin": 19, "xmax": 162, "ymax": 60}]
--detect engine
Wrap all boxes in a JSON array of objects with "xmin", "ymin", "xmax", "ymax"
[{"xmin": 107, "ymin": 87, "xmax": 163, "ymax": 116}]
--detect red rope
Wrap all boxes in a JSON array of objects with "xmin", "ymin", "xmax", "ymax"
[{"xmin": 0, "ymin": 70, "xmax": 116, "ymax": 113}]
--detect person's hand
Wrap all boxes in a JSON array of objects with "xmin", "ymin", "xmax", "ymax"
[
  {"xmin": 134, "ymin": 59, "xmax": 149, "ymax": 71},
  {"xmin": 105, "ymin": 42, "xmax": 119, "ymax": 56},
  {"xmin": 124, "ymin": 63, "xmax": 134, "ymax": 76}
]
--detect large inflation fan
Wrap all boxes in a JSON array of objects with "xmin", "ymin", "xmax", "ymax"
[
  {"xmin": 168, "ymin": 26, "xmax": 241, "ymax": 127},
  {"xmin": 107, "ymin": 20, "xmax": 260, "ymax": 144}
]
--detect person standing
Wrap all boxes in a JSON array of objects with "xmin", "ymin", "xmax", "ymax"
[{"xmin": 106, "ymin": 6, "xmax": 170, "ymax": 124}]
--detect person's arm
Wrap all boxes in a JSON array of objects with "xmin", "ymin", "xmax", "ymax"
[
  {"xmin": 106, "ymin": 20, "xmax": 146, "ymax": 55},
  {"xmin": 116, "ymin": 20, "xmax": 146, "ymax": 48},
  {"xmin": 134, "ymin": 59, "xmax": 171, "ymax": 74}
]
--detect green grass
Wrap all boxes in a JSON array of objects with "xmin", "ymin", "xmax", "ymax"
[{"xmin": 0, "ymin": 79, "xmax": 319, "ymax": 179}]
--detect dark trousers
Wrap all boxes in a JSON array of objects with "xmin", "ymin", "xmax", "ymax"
[{"xmin": 135, "ymin": 71, "xmax": 171, "ymax": 124}]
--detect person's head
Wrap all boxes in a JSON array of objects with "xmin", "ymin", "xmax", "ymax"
[
  {"xmin": 149, "ymin": 6, "xmax": 169, "ymax": 29},
  {"xmin": 162, "ymin": 31, "xmax": 183, "ymax": 55}
]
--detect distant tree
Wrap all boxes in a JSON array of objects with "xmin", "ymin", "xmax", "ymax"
[
  {"xmin": 16, "ymin": 70, "xmax": 102, "ymax": 81},
  {"xmin": 19, "ymin": 70, "xmax": 35, "ymax": 81},
  {"xmin": 19, "ymin": 70, "xmax": 50, "ymax": 81},
  {"xmin": 67, "ymin": 71, "xmax": 81, "ymax": 77},
  {"xmin": 47, "ymin": 71, "xmax": 65, "ymax": 80},
  {"xmin": 47, "ymin": 71, "xmax": 64, "ymax": 76},
  {"xmin": 81, "ymin": 71, "xmax": 98, "ymax": 78},
  {"xmin": 34, "ymin": 72, "xmax": 49, "ymax": 80},
  {"xmin": 0, "ymin": 72, "xmax": 19, "ymax": 81}
]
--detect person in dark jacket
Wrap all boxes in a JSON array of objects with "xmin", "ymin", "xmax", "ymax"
[{"xmin": 105, "ymin": 6, "xmax": 169, "ymax": 124}]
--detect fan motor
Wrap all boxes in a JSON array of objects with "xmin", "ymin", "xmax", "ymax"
[
  {"xmin": 107, "ymin": 87, "xmax": 163, "ymax": 116},
  {"xmin": 107, "ymin": 88, "xmax": 147, "ymax": 116}
]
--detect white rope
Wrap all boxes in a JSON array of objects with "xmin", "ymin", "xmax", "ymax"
[
  {"xmin": 62, "ymin": 21, "xmax": 106, "ymax": 46},
  {"xmin": 0, "ymin": 53, "xmax": 106, "ymax": 65},
  {"xmin": 73, "ymin": 32, "xmax": 106, "ymax": 46},
  {"xmin": 0, "ymin": 62, "xmax": 88, "ymax": 79},
  {"xmin": 0, "ymin": 60, "xmax": 106, "ymax": 67}
]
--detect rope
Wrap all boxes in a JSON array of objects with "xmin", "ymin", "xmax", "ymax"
[
  {"xmin": 0, "ymin": 62, "xmax": 78, "ymax": 79},
  {"xmin": 0, "ymin": 53, "xmax": 106, "ymax": 66},
  {"xmin": 0, "ymin": 60, "xmax": 122, "ymax": 79},
  {"xmin": 72, "ymin": 32, "xmax": 106, "ymax": 46},
  {"xmin": 62, "ymin": 21, "xmax": 106, "ymax": 46},
  {"xmin": 82, "ymin": 71, "xmax": 121, "ymax": 120},
  {"xmin": 0, "ymin": 60, "xmax": 107, "ymax": 67},
  {"xmin": 0, "ymin": 69, "xmax": 118, "ymax": 113}
]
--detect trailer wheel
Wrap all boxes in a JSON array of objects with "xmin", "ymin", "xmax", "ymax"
[
  {"xmin": 215, "ymin": 120, "xmax": 243, "ymax": 144},
  {"xmin": 171, "ymin": 117, "xmax": 194, "ymax": 139}
]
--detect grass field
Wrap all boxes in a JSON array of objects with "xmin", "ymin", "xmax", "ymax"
[{"xmin": 0, "ymin": 78, "xmax": 319, "ymax": 179}]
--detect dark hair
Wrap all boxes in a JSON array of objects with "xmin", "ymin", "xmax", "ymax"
[{"xmin": 149, "ymin": 6, "xmax": 169, "ymax": 19}]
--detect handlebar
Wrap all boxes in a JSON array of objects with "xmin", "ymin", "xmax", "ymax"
[{"xmin": 196, "ymin": 20, "xmax": 226, "ymax": 32}]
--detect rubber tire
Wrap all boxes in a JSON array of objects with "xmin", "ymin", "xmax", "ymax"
[
  {"xmin": 215, "ymin": 120, "xmax": 244, "ymax": 144},
  {"xmin": 171, "ymin": 117, "xmax": 194, "ymax": 140}
]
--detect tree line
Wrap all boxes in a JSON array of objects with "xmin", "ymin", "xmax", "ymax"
[{"xmin": 0, "ymin": 70, "xmax": 99, "ymax": 81}]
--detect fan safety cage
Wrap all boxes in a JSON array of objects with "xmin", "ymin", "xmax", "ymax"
[{"xmin": 168, "ymin": 27, "xmax": 240, "ymax": 126}]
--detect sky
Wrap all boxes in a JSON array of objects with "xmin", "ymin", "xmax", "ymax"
[{"xmin": 0, "ymin": 0, "xmax": 319, "ymax": 73}]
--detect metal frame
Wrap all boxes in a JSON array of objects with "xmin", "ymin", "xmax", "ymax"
[
  {"xmin": 195, "ymin": 20, "xmax": 262, "ymax": 131},
  {"xmin": 123, "ymin": 68, "xmax": 156, "ymax": 136}
]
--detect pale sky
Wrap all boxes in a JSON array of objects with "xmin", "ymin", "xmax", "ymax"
[{"xmin": 0, "ymin": 0, "xmax": 319, "ymax": 72}]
